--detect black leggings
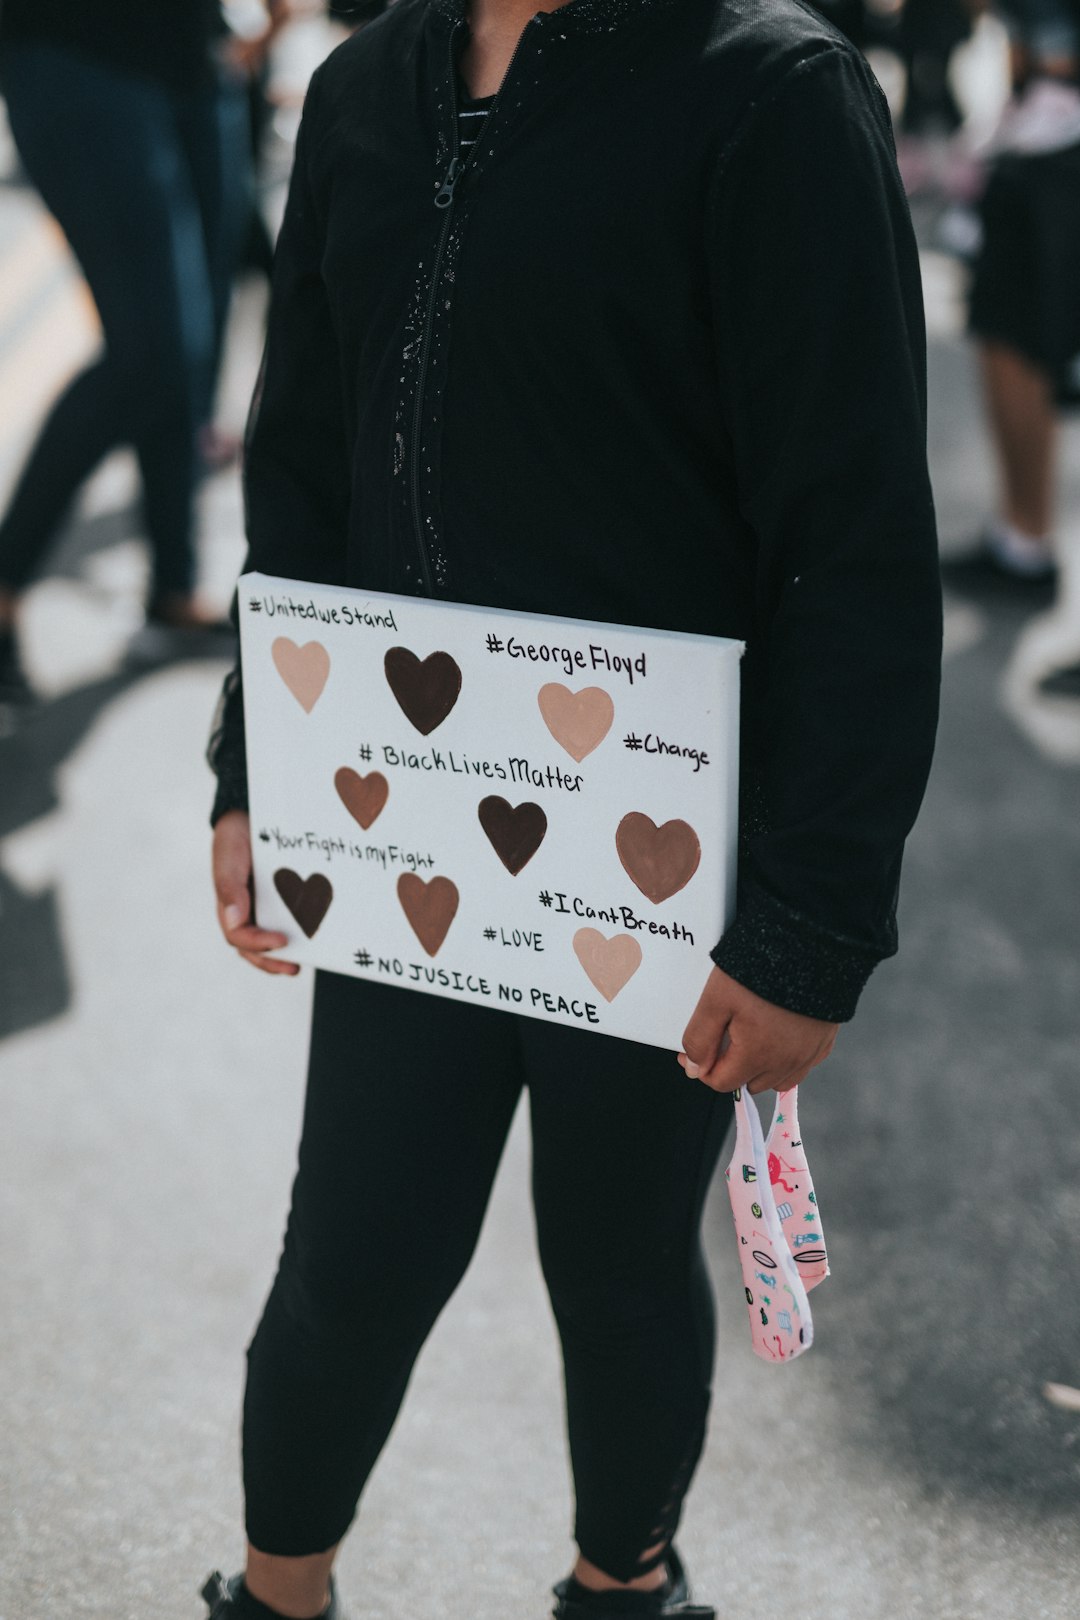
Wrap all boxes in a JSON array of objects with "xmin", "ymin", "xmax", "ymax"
[{"xmin": 243, "ymin": 971, "xmax": 732, "ymax": 1580}]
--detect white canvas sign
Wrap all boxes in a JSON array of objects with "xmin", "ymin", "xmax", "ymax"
[{"xmin": 240, "ymin": 572, "xmax": 742, "ymax": 1051}]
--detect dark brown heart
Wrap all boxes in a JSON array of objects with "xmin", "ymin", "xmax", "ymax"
[
  {"xmin": 384, "ymin": 646, "xmax": 462, "ymax": 735},
  {"xmin": 615, "ymin": 812, "xmax": 701, "ymax": 904},
  {"xmin": 477, "ymin": 796, "xmax": 547, "ymax": 875},
  {"xmin": 334, "ymin": 767, "xmax": 389, "ymax": 830},
  {"xmin": 397, "ymin": 873, "xmax": 460, "ymax": 957},
  {"xmin": 273, "ymin": 869, "xmax": 334, "ymax": 938}
]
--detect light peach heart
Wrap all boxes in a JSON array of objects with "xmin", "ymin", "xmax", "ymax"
[
  {"xmin": 572, "ymin": 928, "xmax": 643, "ymax": 1003},
  {"xmin": 537, "ymin": 683, "xmax": 614, "ymax": 762},
  {"xmin": 272, "ymin": 637, "xmax": 330, "ymax": 713}
]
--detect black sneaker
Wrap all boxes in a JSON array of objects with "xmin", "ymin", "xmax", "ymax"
[
  {"xmin": 0, "ymin": 627, "xmax": 34, "ymax": 704},
  {"xmin": 940, "ymin": 539, "xmax": 1058, "ymax": 603},
  {"xmin": 126, "ymin": 607, "xmax": 234, "ymax": 668},
  {"xmin": 551, "ymin": 1548, "xmax": 715, "ymax": 1619},
  {"xmin": 146, "ymin": 602, "xmax": 235, "ymax": 636},
  {"xmin": 1039, "ymin": 660, "xmax": 1080, "ymax": 698},
  {"xmin": 200, "ymin": 1571, "xmax": 347, "ymax": 1620}
]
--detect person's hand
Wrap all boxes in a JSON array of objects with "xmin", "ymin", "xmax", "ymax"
[
  {"xmin": 212, "ymin": 809, "xmax": 299, "ymax": 975},
  {"xmin": 678, "ymin": 965, "xmax": 837, "ymax": 1096}
]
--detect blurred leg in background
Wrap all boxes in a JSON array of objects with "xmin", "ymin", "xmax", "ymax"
[
  {"xmin": 978, "ymin": 336, "xmax": 1058, "ymax": 568},
  {"xmin": 949, "ymin": 1, "xmax": 1080, "ymax": 590},
  {"xmin": 0, "ymin": 42, "xmax": 234, "ymax": 701},
  {"xmin": 177, "ymin": 54, "xmax": 254, "ymax": 472},
  {"xmin": 897, "ymin": 0, "xmax": 975, "ymax": 135}
]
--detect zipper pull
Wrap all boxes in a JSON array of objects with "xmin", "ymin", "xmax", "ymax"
[{"xmin": 435, "ymin": 156, "xmax": 462, "ymax": 210}]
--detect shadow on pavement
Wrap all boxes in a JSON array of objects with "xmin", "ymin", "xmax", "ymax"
[
  {"xmin": 0, "ymin": 670, "xmax": 140, "ymax": 1043},
  {"xmin": 0, "ymin": 636, "xmax": 232, "ymax": 1046},
  {"xmin": 45, "ymin": 499, "xmax": 144, "ymax": 585}
]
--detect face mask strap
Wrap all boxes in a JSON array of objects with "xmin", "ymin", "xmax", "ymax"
[{"xmin": 727, "ymin": 1087, "xmax": 815, "ymax": 1362}]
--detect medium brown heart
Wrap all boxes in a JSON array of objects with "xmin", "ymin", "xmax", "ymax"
[
  {"xmin": 537, "ymin": 683, "xmax": 614, "ymax": 762},
  {"xmin": 616, "ymin": 812, "xmax": 701, "ymax": 904},
  {"xmin": 477, "ymin": 796, "xmax": 547, "ymax": 875},
  {"xmin": 273, "ymin": 868, "xmax": 333, "ymax": 938},
  {"xmin": 572, "ymin": 928, "xmax": 643, "ymax": 1003},
  {"xmin": 334, "ymin": 767, "xmax": 389, "ymax": 830},
  {"xmin": 397, "ymin": 873, "xmax": 460, "ymax": 957},
  {"xmin": 271, "ymin": 637, "xmax": 330, "ymax": 713},
  {"xmin": 384, "ymin": 646, "xmax": 462, "ymax": 735}
]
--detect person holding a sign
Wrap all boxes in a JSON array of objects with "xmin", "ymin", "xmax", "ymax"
[{"xmin": 203, "ymin": 0, "xmax": 942, "ymax": 1613}]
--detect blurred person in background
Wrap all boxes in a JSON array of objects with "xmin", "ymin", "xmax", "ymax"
[
  {"xmin": 233, "ymin": 2, "xmax": 385, "ymax": 284},
  {"xmin": 226, "ymin": 1, "xmax": 294, "ymax": 287},
  {"xmin": 0, "ymin": 0, "xmax": 254, "ymax": 703},
  {"xmin": 947, "ymin": 0, "xmax": 1080, "ymax": 590},
  {"xmin": 201, "ymin": 0, "xmax": 941, "ymax": 1615},
  {"xmin": 895, "ymin": 0, "xmax": 977, "ymax": 136}
]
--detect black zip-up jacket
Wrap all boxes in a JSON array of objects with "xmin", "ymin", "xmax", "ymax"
[{"xmin": 209, "ymin": 0, "xmax": 943, "ymax": 1023}]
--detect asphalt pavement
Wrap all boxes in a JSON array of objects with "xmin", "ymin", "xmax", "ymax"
[{"xmin": 1, "ymin": 75, "xmax": 1079, "ymax": 1620}]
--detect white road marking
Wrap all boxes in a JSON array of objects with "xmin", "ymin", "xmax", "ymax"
[
  {"xmin": 942, "ymin": 599, "xmax": 988, "ymax": 661},
  {"xmin": 1000, "ymin": 532, "xmax": 1080, "ymax": 765}
]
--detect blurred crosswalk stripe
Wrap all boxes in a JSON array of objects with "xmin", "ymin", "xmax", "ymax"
[
  {"xmin": 0, "ymin": 212, "xmax": 71, "ymax": 323},
  {"xmin": 0, "ymin": 205, "xmax": 100, "ymax": 477}
]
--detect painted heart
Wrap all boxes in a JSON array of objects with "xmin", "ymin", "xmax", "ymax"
[
  {"xmin": 384, "ymin": 646, "xmax": 462, "ymax": 735},
  {"xmin": 273, "ymin": 869, "xmax": 333, "ymax": 938},
  {"xmin": 537, "ymin": 683, "xmax": 614, "ymax": 762},
  {"xmin": 477, "ymin": 796, "xmax": 547, "ymax": 875},
  {"xmin": 271, "ymin": 637, "xmax": 330, "ymax": 713},
  {"xmin": 334, "ymin": 767, "xmax": 389, "ymax": 830},
  {"xmin": 397, "ymin": 873, "xmax": 459, "ymax": 957},
  {"xmin": 572, "ymin": 928, "xmax": 643, "ymax": 1003},
  {"xmin": 616, "ymin": 812, "xmax": 701, "ymax": 904}
]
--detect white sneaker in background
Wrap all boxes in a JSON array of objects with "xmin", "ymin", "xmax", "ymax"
[
  {"xmin": 986, "ymin": 519, "xmax": 1058, "ymax": 578},
  {"xmin": 1044, "ymin": 1382, "xmax": 1080, "ymax": 1412}
]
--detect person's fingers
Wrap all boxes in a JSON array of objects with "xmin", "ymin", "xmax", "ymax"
[
  {"xmin": 679, "ymin": 964, "xmax": 840, "ymax": 1094},
  {"xmin": 728, "ymin": 1070, "xmax": 771, "ymax": 1096},
  {"xmin": 237, "ymin": 948, "xmax": 300, "ymax": 975},
  {"xmin": 213, "ymin": 812, "xmax": 262, "ymax": 946},
  {"xmin": 695, "ymin": 1041, "xmax": 768, "ymax": 1095},
  {"xmin": 228, "ymin": 919, "xmax": 297, "ymax": 971},
  {"xmin": 747, "ymin": 1070, "xmax": 797, "ymax": 1096},
  {"xmin": 215, "ymin": 886, "xmax": 249, "ymax": 931},
  {"xmin": 680, "ymin": 1017, "xmax": 732, "ymax": 1078},
  {"xmin": 747, "ymin": 1044, "xmax": 830, "ymax": 1096},
  {"xmin": 775, "ymin": 1061, "xmax": 817, "ymax": 1093},
  {"xmin": 214, "ymin": 871, "xmax": 253, "ymax": 932},
  {"xmin": 212, "ymin": 812, "xmax": 251, "ymax": 888},
  {"xmin": 680, "ymin": 1023, "xmax": 733, "ymax": 1083},
  {"xmin": 680, "ymin": 972, "xmax": 735, "ymax": 1074},
  {"xmin": 224, "ymin": 921, "xmax": 289, "ymax": 953}
]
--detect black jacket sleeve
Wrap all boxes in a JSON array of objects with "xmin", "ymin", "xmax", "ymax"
[
  {"xmin": 208, "ymin": 66, "xmax": 352, "ymax": 826},
  {"xmin": 707, "ymin": 46, "xmax": 942, "ymax": 1022}
]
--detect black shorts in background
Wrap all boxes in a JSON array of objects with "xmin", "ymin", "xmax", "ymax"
[{"xmin": 969, "ymin": 141, "xmax": 1080, "ymax": 402}]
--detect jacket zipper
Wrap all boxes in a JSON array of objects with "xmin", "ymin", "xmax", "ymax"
[{"xmin": 408, "ymin": 14, "xmax": 542, "ymax": 595}]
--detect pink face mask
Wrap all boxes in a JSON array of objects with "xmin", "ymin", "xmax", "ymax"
[{"xmin": 724, "ymin": 1085, "xmax": 828, "ymax": 1362}]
